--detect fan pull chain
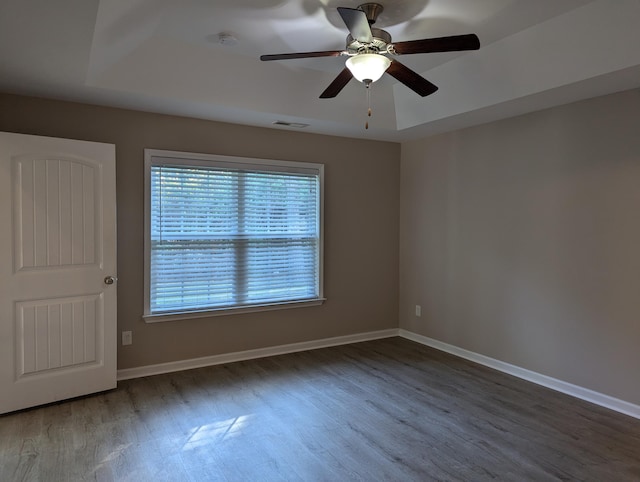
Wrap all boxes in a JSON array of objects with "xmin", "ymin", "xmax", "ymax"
[{"xmin": 365, "ymin": 81, "xmax": 372, "ymax": 130}]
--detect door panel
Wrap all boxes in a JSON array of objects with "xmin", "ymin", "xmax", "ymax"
[
  {"xmin": 16, "ymin": 294, "xmax": 102, "ymax": 377},
  {"xmin": 0, "ymin": 132, "xmax": 116, "ymax": 414},
  {"xmin": 14, "ymin": 157, "xmax": 100, "ymax": 271}
]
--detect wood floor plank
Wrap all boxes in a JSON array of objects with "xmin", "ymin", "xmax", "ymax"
[{"xmin": 1, "ymin": 337, "xmax": 639, "ymax": 481}]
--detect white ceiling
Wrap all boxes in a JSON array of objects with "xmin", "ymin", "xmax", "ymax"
[{"xmin": 1, "ymin": 0, "xmax": 639, "ymax": 142}]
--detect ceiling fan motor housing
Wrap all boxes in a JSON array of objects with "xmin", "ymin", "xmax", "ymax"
[{"xmin": 346, "ymin": 28, "xmax": 391, "ymax": 54}]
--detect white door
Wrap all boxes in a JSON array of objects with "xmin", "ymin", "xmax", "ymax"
[{"xmin": 0, "ymin": 132, "xmax": 117, "ymax": 414}]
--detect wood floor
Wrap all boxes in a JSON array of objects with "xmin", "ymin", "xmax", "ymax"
[{"xmin": 1, "ymin": 337, "xmax": 639, "ymax": 481}]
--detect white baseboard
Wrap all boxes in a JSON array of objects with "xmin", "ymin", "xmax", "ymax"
[
  {"xmin": 399, "ymin": 329, "xmax": 640, "ymax": 420},
  {"xmin": 117, "ymin": 328, "xmax": 399, "ymax": 381},
  {"xmin": 117, "ymin": 326, "xmax": 640, "ymax": 420}
]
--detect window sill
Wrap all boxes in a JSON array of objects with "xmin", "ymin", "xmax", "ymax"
[{"xmin": 143, "ymin": 298, "xmax": 326, "ymax": 323}]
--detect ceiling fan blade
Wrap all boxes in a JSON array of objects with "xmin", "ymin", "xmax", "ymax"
[
  {"xmin": 386, "ymin": 61, "xmax": 438, "ymax": 97},
  {"xmin": 319, "ymin": 68, "xmax": 353, "ymax": 98},
  {"xmin": 392, "ymin": 34, "xmax": 480, "ymax": 55},
  {"xmin": 260, "ymin": 50, "xmax": 345, "ymax": 61},
  {"xmin": 337, "ymin": 7, "xmax": 373, "ymax": 43}
]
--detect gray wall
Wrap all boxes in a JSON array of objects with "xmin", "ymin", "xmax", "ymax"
[
  {"xmin": 4, "ymin": 88, "xmax": 639, "ymax": 407},
  {"xmin": 400, "ymin": 89, "xmax": 640, "ymax": 405},
  {"xmin": 0, "ymin": 93, "xmax": 400, "ymax": 370}
]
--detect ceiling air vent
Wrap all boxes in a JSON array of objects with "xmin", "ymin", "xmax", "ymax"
[{"xmin": 273, "ymin": 120, "xmax": 309, "ymax": 128}]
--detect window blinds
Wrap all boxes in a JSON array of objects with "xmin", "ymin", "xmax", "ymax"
[{"xmin": 149, "ymin": 163, "xmax": 320, "ymax": 314}]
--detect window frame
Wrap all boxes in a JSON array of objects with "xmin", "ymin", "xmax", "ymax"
[{"xmin": 143, "ymin": 149, "xmax": 325, "ymax": 322}]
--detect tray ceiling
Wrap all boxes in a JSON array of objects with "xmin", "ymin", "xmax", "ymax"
[{"xmin": 0, "ymin": 0, "xmax": 639, "ymax": 141}]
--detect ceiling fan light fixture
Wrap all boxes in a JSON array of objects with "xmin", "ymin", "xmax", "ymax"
[{"xmin": 345, "ymin": 54, "xmax": 391, "ymax": 83}]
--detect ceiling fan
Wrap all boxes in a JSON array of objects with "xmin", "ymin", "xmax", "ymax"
[{"xmin": 260, "ymin": 3, "xmax": 480, "ymax": 99}]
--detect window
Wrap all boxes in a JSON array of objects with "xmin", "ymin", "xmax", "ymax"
[{"xmin": 144, "ymin": 149, "xmax": 324, "ymax": 321}]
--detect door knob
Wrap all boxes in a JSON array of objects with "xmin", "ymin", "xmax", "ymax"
[{"xmin": 104, "ymin": 276, "xmax": 117, "ymax": 285}]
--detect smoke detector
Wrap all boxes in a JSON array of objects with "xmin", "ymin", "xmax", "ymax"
[{"xmin": 218, "ymin": 33, "xmax": 238, "ymax": 46}]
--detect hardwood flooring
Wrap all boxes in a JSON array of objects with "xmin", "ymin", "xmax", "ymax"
[{"xmin": 1, "ymin": 337, "xmax": 639, "ymax": 481}]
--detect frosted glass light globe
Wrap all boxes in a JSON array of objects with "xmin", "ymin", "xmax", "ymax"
[{"xmin": 345, "ymin": 54, "xmax": 391, "ymax": 83}]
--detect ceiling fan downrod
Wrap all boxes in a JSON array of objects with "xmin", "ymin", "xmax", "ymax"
[{"xmin": 358, "ymin": 3, "xmax": 384, "ymax": 25}]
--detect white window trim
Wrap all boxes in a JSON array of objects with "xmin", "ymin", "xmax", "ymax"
[{"xmin": 143, "ymin": 149, "xmax": 325, "ymax": 322}]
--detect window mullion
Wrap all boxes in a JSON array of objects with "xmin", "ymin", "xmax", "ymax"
[{"xmin": 236, "ymin": 171, "xmax": 248, "ymax": 305}]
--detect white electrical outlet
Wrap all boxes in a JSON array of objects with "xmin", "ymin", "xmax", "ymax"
[
  {"xmin": 122, "ymin": 331, "xmax": 132, "ymax": 346},
  {"xmin": 415, "ymin": 305, "xmax": 422, "ymax": 317}
]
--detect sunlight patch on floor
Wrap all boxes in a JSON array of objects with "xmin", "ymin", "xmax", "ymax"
[{"xmin": 182, "ymin": 415, "xmax": 254, "ymax": 450}]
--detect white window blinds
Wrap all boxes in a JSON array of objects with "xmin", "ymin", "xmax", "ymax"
[{"xmin": 145, "ymin": 152, "xmax": 323, "ymax": 317}]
